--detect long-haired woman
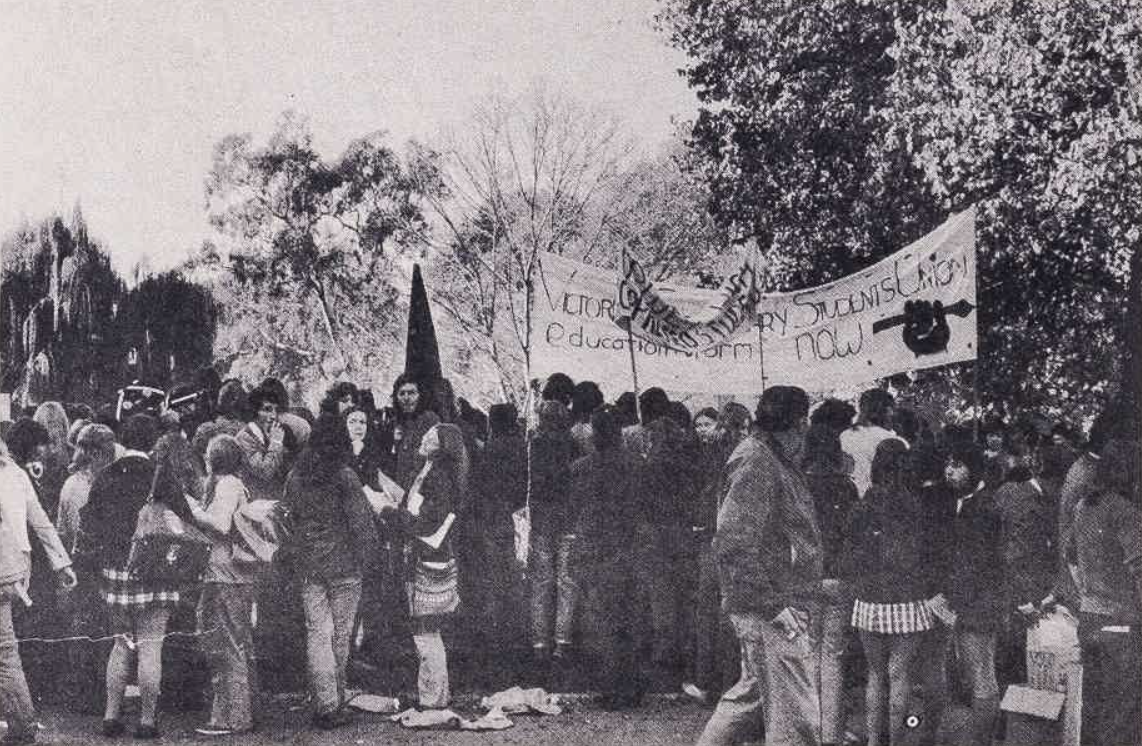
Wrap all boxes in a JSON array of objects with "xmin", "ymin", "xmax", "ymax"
[
  {"xmin": 84, "ymin": 414, "xmax": 177, "ymax": 740},
  {"xmin": 381, "ymin": 423, "xmax": 468, "ymax": 710},
  {"xmin": 281, "ymin": 413, "xmax": 379, "ymax": 730},
  {"xmin": 844, "ymin": 439, "xmax": 937, "ymax": 746},
  {"xmin": 187, "ymin": 435, "xmax": 257, "ymax": 736}
]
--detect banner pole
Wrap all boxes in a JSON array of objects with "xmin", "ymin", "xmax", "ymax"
[
  {"xmin": 625, "ymin": 319, "xmax": 642, "ymax": 422},
  {"xmin": 756, "ymin": 320, "xmax": 767, "ymax": 395},
  {"xmin": 972, "ymin": 359, "xmax": 981, "ymax": 443}
]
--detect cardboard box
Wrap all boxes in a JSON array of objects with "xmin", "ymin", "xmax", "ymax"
[{"xmin": 1001, "ymin": 685, "xmax": 1065, "ymax": 746}]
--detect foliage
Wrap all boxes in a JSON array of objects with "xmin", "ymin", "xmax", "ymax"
[
  {"xmin": 879, "ymin": 0, "xmax": 1142, "ymax": 420},
  {"xmin": 413, "ymin": 86, "xmax": 729, "ymax": 401},
  {"xmin": 201, "ymin": 111, "xmax": 432, "ymax": 386},
  {"xmin": 659, "ymin": 0, "xmax": 1142, "ymax": 422},
  {"xmin": 0, "ymin": 209, "xmax": 214, "ymax": 405}
]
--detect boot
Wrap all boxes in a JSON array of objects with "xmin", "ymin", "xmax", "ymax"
[{"xmin": 968, "ymin": 696, "xmax": 999, "ymax": 746}]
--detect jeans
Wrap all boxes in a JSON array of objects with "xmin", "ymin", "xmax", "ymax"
[
  {"xmin": 758, "ymin": 607, "xmax": 825, "ymax": 746},
  {"xmin": 582, "ymin": 548, "xmax": 647, "ymax": 706},
  {"xmin": 0, "ymin": 599, "xmax": 36, "ymax": 739},
  {"xmin": 913, "ymin": 628, "xmax": 950, "ymax": 746},
  {"xmin": 820, "ymin": 602, "xmax": 850, "ymax": 745},
  {"xmin": 692, "ymin": 541, "xmax": 740, "ymax": 694},
  {"xmin": 300, "ymin": 577, "xmax": 362, "ymax": 714},
  {"xmin": 636, "ymin": 524, "xmax": 694, "ymax": 666},
  {"xmin": 529, "ymin": 533, "xmax": 578, "ymax": 647},
  {"xmin": 951, "ymin": 629, "xmax": 998, "ymax": 699},
  {"xmin": 695, "ymin": 612, "xmax": 769, "ymax": 746},
  {"xmin": 951, "ymin": 629, "xmax": 999, "ymax": 746},
  {"xmin": 1078, "ymin": 613, "xmax": 1142, "ymax": 746},
  {"xmin": 859, "ymin": 629, "xmax": 924, "ymax": 746},
  {"xmin": 197, "ymin": 583, "xmax": 255, "ymax": 731},
  {"xmin": 412, "ymin": 623, "xmax": 450, "ymax": 708}
]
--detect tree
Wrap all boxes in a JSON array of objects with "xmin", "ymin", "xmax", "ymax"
[
  {"xmin": 202, "ymin": 111, "xmax": 432, "ymax": 385},
  {"xmin": 118, "ymin": 271, "xmax": 217, "ymax": 388},
  {"xmin": 659, "ymin": 0, "xmax": 1141, "ymax": 422},
  {"xmin": 656, "ymin": 0, "xmax": 943, "ymax": 289},
  {"xmin": 1, "ymin": 211, "xmax": 126, "ymax": 404},
  {"xmin": 879, "ymin": 0, "xmax": 1142, "ymax": 420},
  {"xmin": 412, "ymin": 86, "xmax": 725, "ymax": 400}
]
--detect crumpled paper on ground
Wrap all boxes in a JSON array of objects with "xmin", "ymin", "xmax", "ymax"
[
  {"xmin": 347, "ymin": 693, "xmax": 402, "ymax": 713},
  {"xmin": 480, "ymin": 686, "xmax": 563, "ymax": 715},
  {"xmin": 388, "ymin": 707, "xmax": 515, "ymax": 731}
]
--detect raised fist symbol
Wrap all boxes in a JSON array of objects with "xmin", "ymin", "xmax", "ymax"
[{"xmin": 902, "ymin": 299, "xmax": 951, "ymax": 356}]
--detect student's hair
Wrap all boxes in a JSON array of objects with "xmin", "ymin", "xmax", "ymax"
[
  {"xmin": 541, "ymin": 373, "xmax": 576, "ymax": 407},
  {"xmin": 811, "ymin": 398, "xmax": 856, "ymax": 433},
  {"xmin": 870, "ymin": 438, "xmax": 914, "ymax": 495},
  {"xmin": 858, "ymin": 388, "xmax": 894, "ymax": 428},
  {"xmin": 206, "ymin": 434, "xmax": 244, "ymax": 477},
  {"xmin": 591, "ymin": 406, "xmax": 624, "ymax": 452},
  {"xmin": 571, "ymin": 381, "xmax": 605, "ymax": 423},
  {"xmin": 755, "ymin": 386, "xmax": 809, "ymax": 433}
]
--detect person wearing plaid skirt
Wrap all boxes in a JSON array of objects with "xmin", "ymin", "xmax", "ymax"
[
  {"xmin": 80, "ymin": 414, "xmax": 179, "ymax": 740},
  {"xmin": 843, "ymin": 440, "xmax": 939, "ymax": 746}
]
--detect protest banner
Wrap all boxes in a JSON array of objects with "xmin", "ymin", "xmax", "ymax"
[
  {"xmin": 531, "ymin": 208, "xmax": 976, "ymax": 395},
  {"xmin": 618, "ymin": 247, "xmax": 762, "ymax": 353}
]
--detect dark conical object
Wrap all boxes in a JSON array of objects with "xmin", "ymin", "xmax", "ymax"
[{"xmin": 404, "ymin": 263, "xmax": 443, "ymax": 387}]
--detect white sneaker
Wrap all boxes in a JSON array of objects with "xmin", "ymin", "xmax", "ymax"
[{"xmin": 681, "ymin": 682, "xmax": 708, "ymax": 704}]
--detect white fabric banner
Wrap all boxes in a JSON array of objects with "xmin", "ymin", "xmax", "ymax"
[{"xmin": 531, "ymin": 208, "xmax": 977, "ymax": 395}]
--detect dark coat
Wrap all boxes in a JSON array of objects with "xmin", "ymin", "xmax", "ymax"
[
  {"xmin": 385, "ymin": 459, "xmax": 459, "ymax": 567},
  {"xmin": 636, "ymin": 418, "xmax": 702, "ymax": 529},
  {"xmin": 806, "ymin": 470, "xmax": 859, "ymax": 578},
  {"xmin": 948, "ymin": 487, "xmax": 1006, "ymax": 631},
  {"xmin": 574, "ymin": 450, "xmax": 640, "ymax": 574},
  {"xmin": 472, "ymin": 433, "xmax": 526, "ymax": 535},
  {"xmin": 80, "ymin": 454, "xmax": 155, "ymax": 569},
  {"xmin": 995, "ymin": 478, "xmax": 1057, "ymax": 608},
  {"xmin": 282, "ymin": 463, "xmax": 379, "ymax": 583},
  {"xmin": 842, "ymin": 485, "xmax": 932, "ymax": 603},
  {"xmin": 528, "ymin": 429, "xmax": 575, "ymax": 537}
]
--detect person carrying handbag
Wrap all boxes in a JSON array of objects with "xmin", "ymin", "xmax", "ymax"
[{"xmin": 81, "ymin": 414, "xmax": 185, "ymax": 740}]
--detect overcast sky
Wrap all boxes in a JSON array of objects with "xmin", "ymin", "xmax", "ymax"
[{"xmin": 0, "ymin": 0, "xmax": 698, "ymax": 273}]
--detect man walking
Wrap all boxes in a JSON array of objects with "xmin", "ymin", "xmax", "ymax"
[{"xmin": 697, "ymin": 386, "xmax": 831, "ymax": 746}]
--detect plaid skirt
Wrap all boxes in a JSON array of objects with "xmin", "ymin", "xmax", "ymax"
[
  {"xmin": 100, "ymin": 567, "xmax": 181, "ymax": 610},
  {"xmin": 852, "ymin": 599, "xmax": 934, "ymax": 634},
  {"xmin": 406, "ymin": 560, "xmax": 459, "ymax": 619}
]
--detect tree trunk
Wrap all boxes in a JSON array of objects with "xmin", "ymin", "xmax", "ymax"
[
  {"xmin": 1124, "ymin": 246, "xmax": 1142, "ymax": 443},
  {"xmin": 311, "ymin": 276, "xmax": 351, "ymax": 374}
]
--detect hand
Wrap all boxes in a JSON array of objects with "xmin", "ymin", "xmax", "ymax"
[
  {"xmin": 406, "ymin": 490, "xmax": 425, "ymax": 517},
  {"xmin": 772, "ymin": 607, "xmax": 809, "ymax": 638},
  {"xmin": 56, "ymin": 566, "xmax": 77, "ymax": 591},
  {"xmin": 269, "ymin": 422, "xmax": 286, "ymax": 446},
  {"xmin": 1017, "ymin": 602, "xmax": 1037, "ymax": 616}
]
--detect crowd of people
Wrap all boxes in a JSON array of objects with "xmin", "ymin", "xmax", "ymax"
[{"xmin": 0, "ymin": 367, "xmax": 1138, "ymax": 746}]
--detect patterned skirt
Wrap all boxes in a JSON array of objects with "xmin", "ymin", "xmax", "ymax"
[
  {"xmin": 852, "ymin": 598, "xmax": 934, "ymax": 635},
  {"xmin": 100, "ymin": 567, "xmax": 181, "ymax": 611},
  {"xmin": 406, "ymin": 560, "xmax": 459, "ymax": 619}
]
